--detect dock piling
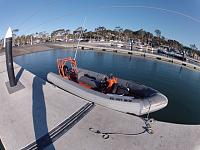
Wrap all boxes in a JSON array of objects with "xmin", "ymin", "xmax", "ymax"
[
  {"xmin": 4, "ymin": 27, "xmax": 25, "ymax": 94},
  {"xmin": 5, "ymin": 27, "xmax": 16, "ymax": 87}
]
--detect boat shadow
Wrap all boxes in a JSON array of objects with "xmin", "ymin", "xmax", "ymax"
[
  {"xmin": 32, "ymin": 76, "xmax": 55, "ymax": 149},
  {"xmin": 142, "ymin": 109, "xmax": 200, "ymax": 125}
]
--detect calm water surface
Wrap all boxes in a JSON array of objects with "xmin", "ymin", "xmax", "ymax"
[{"xmin": 14, "ymin": 49, "xmax": 200, "ymax": 125}]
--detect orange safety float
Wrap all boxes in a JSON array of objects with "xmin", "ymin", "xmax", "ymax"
[{"xmin": 57, "ymin": 57, "xmax": 78, "ymax": 80}]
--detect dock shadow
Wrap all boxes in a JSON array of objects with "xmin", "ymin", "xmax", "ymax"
[
  {"xmin": 16, "ymin": 67, "xmax": 24, "ymax": 83},
  {"xmin": 32, "ymin": 76, "xmax": 55, "ymax": 149}
]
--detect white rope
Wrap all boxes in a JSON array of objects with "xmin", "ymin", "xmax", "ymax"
[
  {"xmin": 145, "ymin": 99, "xmax": 154, "ymax": 134},
  {"xmin": 147, "ymin": 98, "xmax": 151, "ymax": 120}
]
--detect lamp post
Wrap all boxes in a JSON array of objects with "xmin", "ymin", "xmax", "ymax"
[{"xmin": 131, "ymin": 39, "xmax": 133, "ymax": 51}]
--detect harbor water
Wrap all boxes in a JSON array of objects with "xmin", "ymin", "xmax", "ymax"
[{"xmin": 14, "ymin": 49, "xmax": 200, "ymax": 125}]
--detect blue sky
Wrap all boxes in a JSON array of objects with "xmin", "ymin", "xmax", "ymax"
[{"xmin": 0, "ymin": 0, "xmax": 199, "ymax": 49}]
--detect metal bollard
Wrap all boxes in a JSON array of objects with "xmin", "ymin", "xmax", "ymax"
[{"xmin": 5, "ymin": 27, "xmax": 16, "ymax": 87}]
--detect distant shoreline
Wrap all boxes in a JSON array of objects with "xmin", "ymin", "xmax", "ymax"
[
  {"xmin": 53, "ymin": 42, "xmax": 200, "ymax": 72},
  {"xmin": 1, "ymin": 42, "xmax": 200, "ymax": 72}
]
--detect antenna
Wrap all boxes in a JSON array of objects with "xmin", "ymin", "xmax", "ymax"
[{"xmin": 74, "ymin": 17, "xmax": 87, "ymax": 60}]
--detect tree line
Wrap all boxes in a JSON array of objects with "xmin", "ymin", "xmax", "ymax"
[{"xmin": 0, "ymin": 26, "xmax": 199, "ymax": 58}]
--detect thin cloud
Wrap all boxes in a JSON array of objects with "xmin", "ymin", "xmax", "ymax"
[{"xmin": 101, "ymin": 5, "xmax": 200, "ymax": 24}]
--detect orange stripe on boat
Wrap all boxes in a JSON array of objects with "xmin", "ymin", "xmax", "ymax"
[{"xmin": 79, "ymin": 82, "xmax": 92, "ymax": 89}]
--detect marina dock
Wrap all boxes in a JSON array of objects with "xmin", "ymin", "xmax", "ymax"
[
  {"xmin": 1, "ymin": 52, "xmax": 200, "ymax": 150},
  {"xmin": 52, "ymin": 43, "xmax": 200, "ymax": 72}
]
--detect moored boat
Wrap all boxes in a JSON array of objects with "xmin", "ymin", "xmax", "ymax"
[{"xmin": 47, "ymin": 57, "xmax": 168, "ymax": 116}]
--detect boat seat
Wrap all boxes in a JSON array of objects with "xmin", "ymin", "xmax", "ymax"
[
  {"xmin": 84, "ymin": 73, "xmax": 96, "ymax": 80},
  {"xmin": 116, "ymin": 86, "xmax": 129, "ymax": 95},
  {"xmin": 79, "ymin": 76, "xmax": 99, "ymax": 88},
  {"xmin": 128, "ymin": 85, "xmax": 156, "ymax": 98},
  {"xmin": 111, "ymin": 83, "xmax": 118, "ymax": 94},
  {"xmin": 111, "ymin": 83, "xmax": 129, "ymax": 96}
]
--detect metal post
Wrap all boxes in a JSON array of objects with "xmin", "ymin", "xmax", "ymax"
[
  {"xmin": 5, "ymin": 27, "xmax": 16, "ymax": 87},
  {"xmin": 131, "ymin": 40, "xmax": 133, "ymax": 51}
]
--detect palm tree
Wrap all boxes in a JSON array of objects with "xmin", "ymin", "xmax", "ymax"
[
  {"xmin": 96, "ymin": 26, "xmax": 107, "ymax": 41},
  {"xmin": 155, "ymin": 29, "xmax": 161, "ymax": 46},
  {"xmin": 155, "ymin": 29, "xmax": 161, "ymax": 38},
  {"xmin": 12, "ymin": 29, "xmax": 19, "ymax": 46},
  {"xmin": 138, "ymin": 29, "xmax": 145, "ymax": 43},
  {"xmin": 190, "ymin": 44, "xmax": 198, "ymax": 51},
  {"xmin": 114, "ymin": 26, "xmax": 123, "ymax": 41}
]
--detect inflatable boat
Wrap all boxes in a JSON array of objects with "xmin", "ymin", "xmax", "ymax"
[{"xmin": 47, "ymin": 57, "xmax": 168, "ymax": 116}]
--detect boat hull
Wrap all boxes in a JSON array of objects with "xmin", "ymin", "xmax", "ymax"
[{"xmin": 47, "ymin": 69, "xmax": 168, "ymax": 116}]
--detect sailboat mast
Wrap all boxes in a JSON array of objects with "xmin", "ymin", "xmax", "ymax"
[{"xmin": 74, "ymin": 17, "xmax": 86, "ymax": 60}]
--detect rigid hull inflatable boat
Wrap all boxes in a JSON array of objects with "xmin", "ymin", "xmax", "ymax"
[{"xmin": 47, "ymin": 57, "xmax": 168, "ymax": 116}]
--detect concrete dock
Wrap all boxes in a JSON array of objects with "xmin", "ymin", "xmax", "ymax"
[{"xmin": 1, "ymin": 53, "xmax": 200, "ymax": 150}]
